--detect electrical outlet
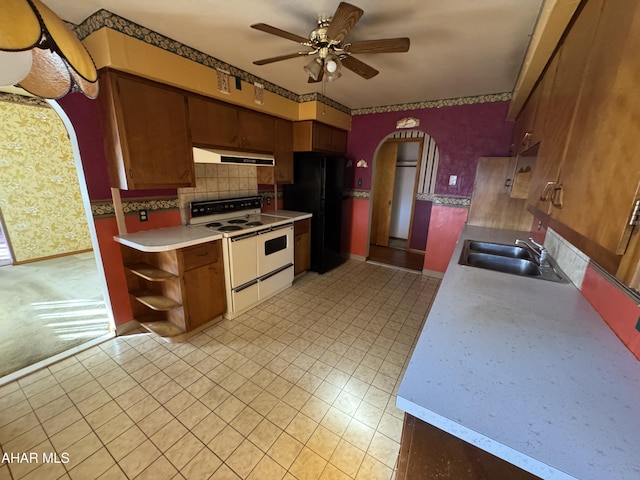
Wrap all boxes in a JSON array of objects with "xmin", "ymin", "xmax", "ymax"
[
  {"xmin": 139, "ymin": 210, "xmax": 148, "ymax": 222},
  {"xmin": 235, "ymin": 76, "xmax": 242, "ymax": 90},
  {"xmin": 266, "ymin": 196, "xmax": 271, "ymax": 205},
  {"xmin": 449, "ymin": 175, "xmax": 458, "ymax": 186}
]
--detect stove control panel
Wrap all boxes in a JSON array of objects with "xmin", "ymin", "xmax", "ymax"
[{"xmin": 191, "ymin": 196, "xmax": 262, "ymax": 218}]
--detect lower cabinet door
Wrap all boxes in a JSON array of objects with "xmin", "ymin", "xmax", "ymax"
[{"xmin": 183, "ymin": 263, "xmax": 226, "ymax": 330}]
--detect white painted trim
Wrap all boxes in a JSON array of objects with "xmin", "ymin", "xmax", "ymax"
[{"xmin": 422, "ymin": 269, "xmax": 444, "ymax": 279}]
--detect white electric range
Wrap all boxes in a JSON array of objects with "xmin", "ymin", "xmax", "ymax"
[{"xmin": 189, "ymin": 196, "xmax": 294, "ymax": 319}]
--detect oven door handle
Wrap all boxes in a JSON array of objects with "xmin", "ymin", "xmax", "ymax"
[
  {"xmin": 233, "ymin": 278, "xmax": 258, "ymax": 292},
  {"xmin": 259, "ymin": 263, "xmax": 293, "ymax": 281},
  {"xmin": 230, "ymin": 231, "xmax": 258, "ymax": 242}
]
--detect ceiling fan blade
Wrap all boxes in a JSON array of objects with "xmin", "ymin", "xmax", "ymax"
[
  {"xmin": 251, "ymin": 23, "xmax": 308, "ymax": 44},
  {"xmin": 253, "ymin": 52, "xmax": 307, "ymax": 65},
  {"xmin": 347, "ymin": 38, "xmax": 410, "ymax": 54},
  {"xmin": 341, "ymin": 55, "xmax": 379, "ymax": 79},
  {"xmin": 326, "ymin": 2, "xmax": 364, "ymax": 44}
]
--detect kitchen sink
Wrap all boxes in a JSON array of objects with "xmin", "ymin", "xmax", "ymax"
[{"xmin": 459, "ymin": 240, "xmax": 568, "ymax": 283}]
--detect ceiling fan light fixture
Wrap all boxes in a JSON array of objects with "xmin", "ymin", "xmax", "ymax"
[
  {"xmin": 304, "ymin": 57, "xmax": 323, "ymax": 81},
  {"xmin": 0, "ymin": 0, "xmax": 98, "ymax": 99},
  {"xmin": 324, "ymin": 53, "xmax": 342, "ymax": 81}
]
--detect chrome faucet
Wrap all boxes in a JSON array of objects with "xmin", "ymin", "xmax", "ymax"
[{"xmin": 515, "ymin": 237, "xmax": 547, "ymax": 265}]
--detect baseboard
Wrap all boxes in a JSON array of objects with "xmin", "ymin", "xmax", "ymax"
[
  {"xmin": 346, "ymin": 253, "xmax": 366, "ymax": 262},
  {"xmin": 422, "ymin": 269, "xmax": 444, "ymax": 279},
  {"xmin": 116, "ymin": 319, "xmax": 141, "ymax": 336}
]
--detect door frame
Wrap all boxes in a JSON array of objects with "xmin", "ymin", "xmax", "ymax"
[{"xmin": 367, "ymin": 135, "xmax": 425, "ymax": 255}]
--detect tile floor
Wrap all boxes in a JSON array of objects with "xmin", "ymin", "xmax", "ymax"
[{"xmin": 0, "ymin": 260, "xmax": 440, "ymax": 480}]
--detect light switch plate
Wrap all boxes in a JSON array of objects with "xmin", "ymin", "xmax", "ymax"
[{"xmin": 449, "ymin": 175, "xmax": 457, "ymax": 186}]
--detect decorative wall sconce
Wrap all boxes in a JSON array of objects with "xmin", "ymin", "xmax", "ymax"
[
  {"xmin": 0, "ymin": 0, "xmax": 98, "ymax": 99},
  {"xmin": 356, "ymin": 159, "xmax": 368, "ymax": 168},
  {"xmin": 396, "ymin": 117, "xmax": 420, "ymax": 129}
]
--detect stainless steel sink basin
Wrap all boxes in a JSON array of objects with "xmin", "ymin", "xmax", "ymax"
[
  {"xmin": 466, "ymin": 241, "xmax": 533, "ymax": 260},
  {"xmin": 459, "ymin": 239, "xmax": 568, "ymax": 283}
]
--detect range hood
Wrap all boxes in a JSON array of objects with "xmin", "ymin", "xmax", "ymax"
[{"xmin": 193, "ymin": 147, "xmax": 274, "ymax": 166}]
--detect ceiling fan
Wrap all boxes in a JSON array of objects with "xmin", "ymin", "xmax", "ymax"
[{"xmin": 251, "ymin": 2, "xmax": 410, "ymax": 83}]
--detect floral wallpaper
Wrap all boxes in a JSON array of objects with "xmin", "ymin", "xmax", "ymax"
[{"xmin": 0, "ymin": 99, "xmax": 92, "ymax": 263}]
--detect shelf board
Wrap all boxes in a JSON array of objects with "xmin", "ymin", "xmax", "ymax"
[
  {"xmin": 127, "ymin": 263, "xmax": 176, "ymax": 282},
  {"xmin": 138, "ymin": 319, "xmax": 186, "ymax": 339},
  {"xmin": 131, "ymin": 290, "xmax": 181, "ymax": 311}
]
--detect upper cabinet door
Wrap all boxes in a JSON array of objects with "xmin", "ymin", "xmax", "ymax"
[
  {"xmin": 188, "ymin": 96, "xmax": 239, "ymax": 148},
  {"xmin": 553, "ymin": 0, "xmax": 640, "ymax": 257},
  {"xmin": 238, "ymin": 110, "xmax": 275, "ymax": 152},
  {"xmin": 99, "ymin": 70, "xmax": 194, "ymax": 190}
]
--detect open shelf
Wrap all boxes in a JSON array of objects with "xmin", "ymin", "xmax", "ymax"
[
  {"xmin": 127, "ymin": 263, "xmax": 176, "ymax": 281},
  {"xmin": 131, "ymin": 290, "xmax": 181, "ymax": 311}
]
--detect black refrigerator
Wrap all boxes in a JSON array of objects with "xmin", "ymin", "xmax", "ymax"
[{"xmin": 283, "ymin": 153, "xmax": 347, "ymax": 274}]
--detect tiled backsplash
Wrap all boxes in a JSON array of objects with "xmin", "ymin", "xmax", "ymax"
[
  {"xmin": 544, "ymin": 228, "xmax": 590, "ymax": 288},
  {"xmin": 177, "ymin": 163, "xmax": 259, "ymax": 223}
]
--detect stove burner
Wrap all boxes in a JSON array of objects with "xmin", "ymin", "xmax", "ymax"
[
  {"xmin": 218, "ymin": 225, "xmax": 243, "ymax": 232},
  {"xmin": 228, "ymin": 219, "xmax": 248, "ymax": 224},
  {"xmin": 205, "ymin": 222, "xmax": 222, "ymax": 228},
  {"xmin": 246, "ymin": 221, "xmax": 263, "ymax": 227}
]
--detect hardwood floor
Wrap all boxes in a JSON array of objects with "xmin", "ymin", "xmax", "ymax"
[{"xmin": 368, "ymin": 244, "xmax": 425, "ymax": 271}]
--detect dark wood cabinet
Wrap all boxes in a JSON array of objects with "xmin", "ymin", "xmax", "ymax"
[
  {"xmin": 294, "ymin": 218, "xmax": 311, "ymax": 275},
  {"xmin": 120, "ymin": 240, "xmax": 226, "ymax": 336},
  {"xmin": 188, "ymin": 95, "xmax": 275, "ymax": 153},
  {"xmin": 180, "ymin": 242, "xmax": 226, "ymax": 330},
  {"xmin": 257, "ymin": 119, "xmax": 294, "ymax": 185},
  {"xmin": 293, "ymin": 120, "xmax": 348, "ymax": 154},
  {"xmin": 396, "ymin": 414, "xmax": 540, "ymax": 480},
  {"xmin": 98, "ymin": 69, "xmax": 195, "ymax": 190}
]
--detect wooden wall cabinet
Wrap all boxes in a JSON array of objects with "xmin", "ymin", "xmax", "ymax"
[
  {"xmin": 294, "ymin": 218, "xmax": 311, "ymax": 275},
  {"xmin": 188, "ymin": 95, "xmax": 275, "ymax": 153},
  {"xmin": 257, "ymin": 119, "xmax": 294, "ymax": 185},
  {"xmin": 293, "ymin": 120, "xmax": 348, "ymax": 154},
  {"xmin": 519, "ymin": 0, "xmax": 640, "ymax": 281},
  {"xmin": 121, "ymin": 240, "xmax": 226, "ymax": 335},
  {"xmin": 98, "ymin": 69, "xmax": 195, "ymax": 190}
]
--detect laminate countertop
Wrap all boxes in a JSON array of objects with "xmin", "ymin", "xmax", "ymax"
[
  {"xmin": 264, "ymin": 210, "xmax": 313, "ymax": 221},
  {"xmin": 396, "ymin": 225, "xmax": 640, "ymax": 480},
  {"xmin": 114, "ymin": 226, "xmax": 222, "ymax": 252}
]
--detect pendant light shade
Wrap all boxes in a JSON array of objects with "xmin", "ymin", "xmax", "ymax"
[
  {"xmin": 0, "ymin": 0, "xmax": 98, "ymax": 99},
  {"xmin": 0, "ymin": 50, "xmax": 33, "ymax": 86}
]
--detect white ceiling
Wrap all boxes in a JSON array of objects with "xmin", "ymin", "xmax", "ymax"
[{"xmin": 46, "ymin": 0, "xmax": 544, "ymax": 110}]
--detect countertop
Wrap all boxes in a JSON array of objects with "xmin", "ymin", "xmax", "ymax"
[
  {"xmin": 264, "ymin": 209, "xmax": 312, "ymax": 221},
  {"xmin": 114, "ymin": 225, "xmax": 222, "ymax": 252},
  {"xmin": 396, "ymin": 225, "xmax": 640, "ymax": 480}
]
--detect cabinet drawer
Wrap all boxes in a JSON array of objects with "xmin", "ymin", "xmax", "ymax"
[
  {"xmin": 181, "ymin": 242, "xmax": 220, "ymax": 271},
  {"xmin": 294, "ymin": 218, "xmax": 311, "ymax": 235}
]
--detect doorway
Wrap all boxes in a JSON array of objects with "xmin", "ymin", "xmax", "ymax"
[
  {"xmin": 368, "ymin": 130, "xmax": 439, "ymax": 271},
  {"xmin": 0, "ymin": 93, "xmax": 114, "ymax": 382}
]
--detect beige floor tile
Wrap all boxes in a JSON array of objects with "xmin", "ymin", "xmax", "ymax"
[
  {"xmin": 319, "ymin": 463, "xmax": 351, "ymax": 480},
  {"xmin": 191, "ymin": 412, "xmax": 226, "ymax": 445},
  {"xmin": 225, "ymin": 439, "xmax": 264, "ymax": 478},
  {"xmin": 150, "ymin": 418, "xmax": 189, "ymax": 452},
  {"xmin": 84, "ymin": 400, "xmax": 123, "ymax": 430},
  {"xmin": 329, "ymin": 439, "xmax": 366, "ymax": 478},
  {"xmin": 208, "ymin": 425, "xmax": 244, "ymax": 461},
  {"xmin": 320, "ymin": 407, "xmax": 351, "ymax": 436},
  {"xmin": 285, "ymin": 412, "xmax": 318, "ymax": 444},
  {"xmin": 289, "ymin": 447, "xmax": 327, "ymax": 480},
  {"xmin": 199, "ymin": 385, "xmax": 230, "ymax": 411},
  {"xmin": 176, "ymin": 401, "xmax": 211, "ymax": 430},
  {"xmin": 165, "ymin": 390, "xmax": 197, "ymax": 417},
  {"xmin": 367, "ymin": 432, "xmax": 400, "ymax": 469},
  {"xmin": 137, "ymin": 406, "xmax": 173, "ymax": 437},
  {"xmin": 96, "ymin": 465, "xmax": 128, "ymax": 480},
  {"xmin": 76, "ymin": 390, "xmax": 111, "ymax": 416},
  {"xmin": 209, "ymin": 463, "xmax": 240, "ymax": 480},
  {"xmin": 65, "ymin": 431, "xmax": 103, "ymax": 467},
  {"xmin": 301, "ymin": 396, "xmax": 331, "ymax": 423},
  {"xmin": 247, "ymin": 455, "xmax": 286, "ymax": 480},
  {"xmin": 355, "ymin": 454, "xmax": 393, "ymax": 480},
  {"xmin": 114, "ymin": 385, "xmax": 148, "ymax": 410},
  {"xmin": 249, "ymin": 389, "xmax": 279, "ymax": 416},
  {"xmin": 49, "ymin": 418, "xmax": 92, "ymax": 452},
  {"xmin": 0, "ymin": 412, "xmax": 39, "ymax": 445},
  {"xmin": 20, "ymin": 461, "xmax": 67, "ymax": 480},
  {"xmin": 118, "ymin": 439, "xmax": 161, "ymax": 479},
  {"xmin": 248, "ymin": 419, "xmax": 282, "ymax": 453},
  {"xmin": 106, "ymin": 425, "xmax": 147, "ymax": 461},
  {"xmin": 3, "ymin": 425, "xmax": 47, "ymax": 453},
  {"xmin": 69, "ymin": 447, "xmax": 115, "ymax": 480},
  {"xmin": 230, "ymin": 406, "xmax": 263, "ymax": 436},
  {"xmin": 214, "ymin": 395, "xmax": 246, "ymax": 423},
  {"xmin": 135, "ymin": 455, "xmax": 178, "ymax": 480},
  {"xmin": 125, "ymin": 395, "xmax": 161, "ymax": 423},
  {"xmin": 306, "ymin": 426, "xmax": 340, "ymax": 460},
  {"xmin": 185, "ymin": 376, "xmax": 215, "ymax": 399},
  {"xmin": 95, "ymin": 412, "xmax": 135, "ymax": 444},
  {"xmin": 267, "ymin": 432, "xmax": 303, "ymax": 470},
  {"xmin": 343, "ymin": 418, "xmax": 376, "ymax": 451},
  {"xmin": 165, "ymin": 432, "xmax": 205, "ymax": 471},
  {"xmin": 354, "ymin": 401, "xmax": 383, "ymax": 429}
]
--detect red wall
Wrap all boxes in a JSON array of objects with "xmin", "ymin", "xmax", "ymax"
[
  {"xmin": 57, "ymin": 93, "xmax": 182, "ymax": 326},
  {"xmin": 344, "ymin": 101, "xmax": 514, "ymax": 263}
]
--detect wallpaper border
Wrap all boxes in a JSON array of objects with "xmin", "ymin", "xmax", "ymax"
[
  {"xmin": 91, "ymin": 197, "xmax": 179, "ymax": 218},
  {"xmin": 72, "ymin": 10, "xmax": 510, "ymax": 115}
]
